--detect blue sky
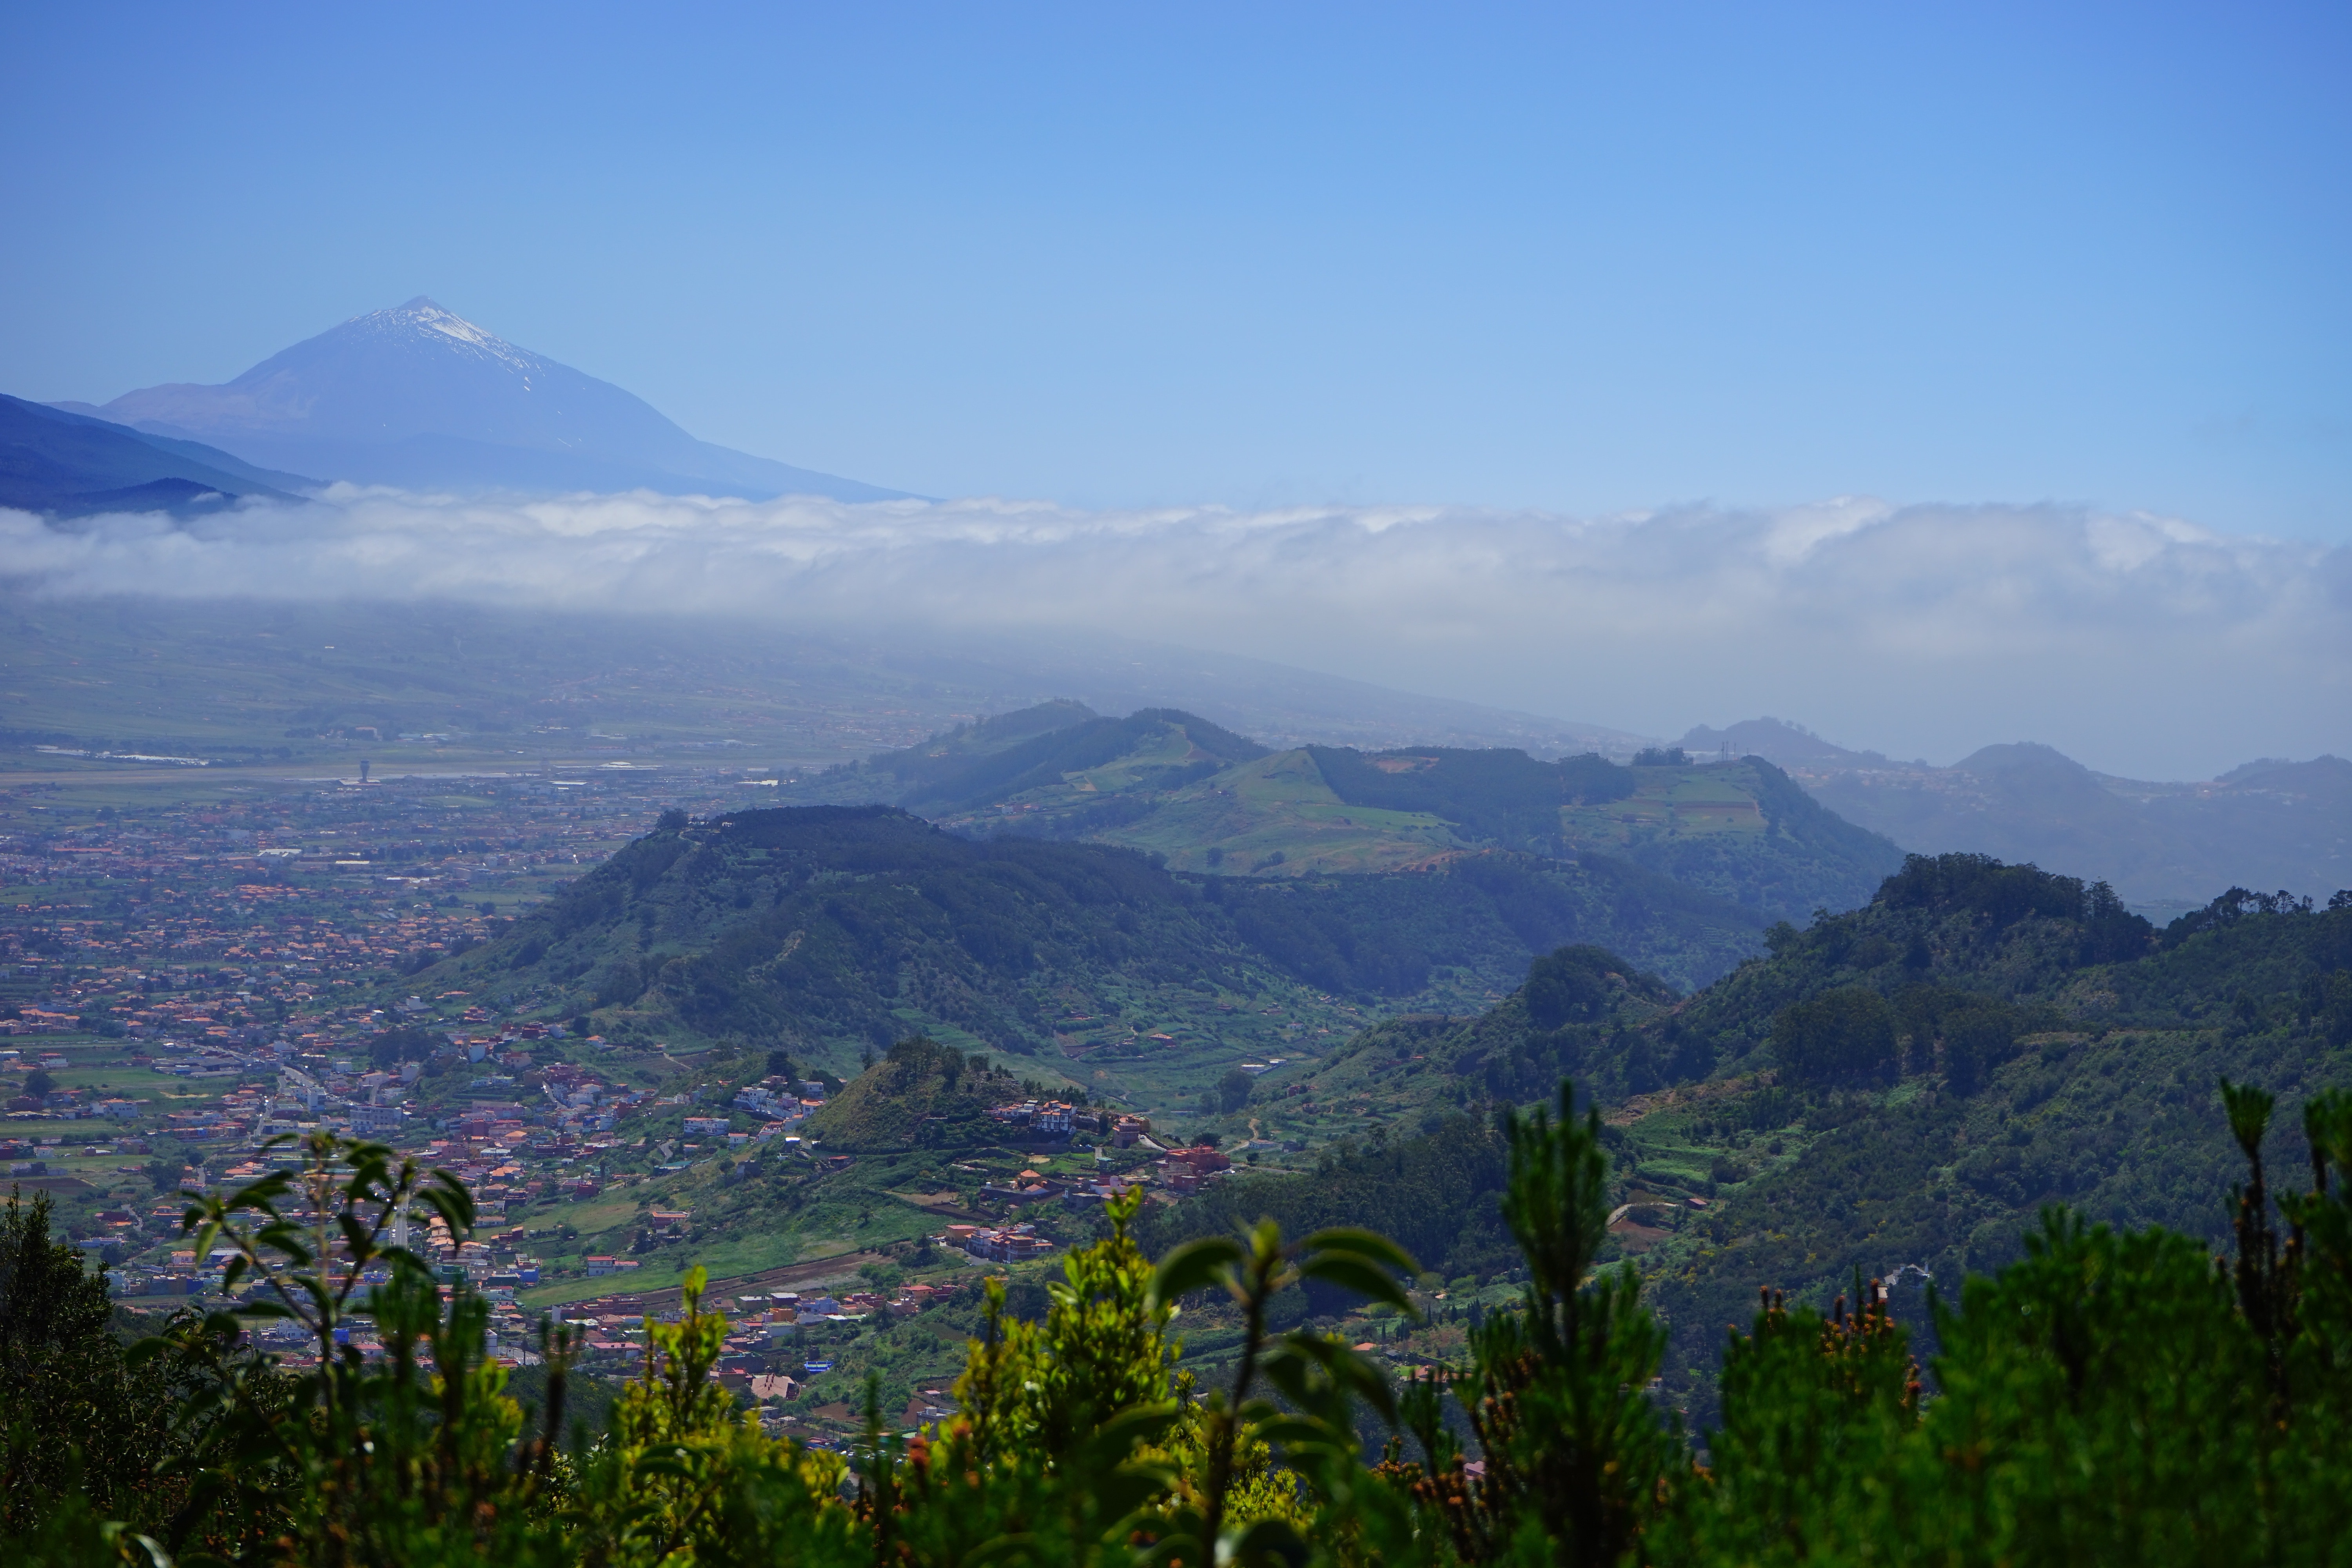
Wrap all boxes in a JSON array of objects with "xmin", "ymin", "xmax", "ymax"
[{"xmin": 4, "ymin": 2, "xmax": 2347, "ymax": 539}]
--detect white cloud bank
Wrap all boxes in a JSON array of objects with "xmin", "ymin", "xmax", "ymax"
[{"xmin": 2, "ymin": 487, "xmax": 2344, "ymax": 780}]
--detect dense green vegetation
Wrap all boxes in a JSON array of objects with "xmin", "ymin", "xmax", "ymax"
[
  {"xmin": 1198, "ymin": 851, "xmax": 1759, "ymax": 999},
  {"xmin": 1306, "ymin": 745, "xmax": 1633, "ymax": 850},
  {"xmin": 801, "ymin": 1035, "xmax": 1041, "ymax": 1150},
  {"xmin": 1132, "ymin": 1114, "xmax": 1521, "ymax": 1294},
  {"xmin": 8, "ymin": 1072, "xmax": 2352, "ymax": 1566},
  {"xmin": 426, "ymin": 805, "xmax": 1765, "ymax": 1081},
  {"xmin": 461, "ymin": 806, "xmax": 2352, "ymax": 1412},
  {"xmin": 1219, "ymin": 853, "xmax": 2352, "ymax": 1421}
]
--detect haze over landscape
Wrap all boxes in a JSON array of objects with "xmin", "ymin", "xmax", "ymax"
[
  {"xmin": 3, "ymin": 294, "xmax": 2341, "ymax": 781},
  {"xmin": 1, "ymin": 6, "xmax": 2349, "ymax": 1564}
]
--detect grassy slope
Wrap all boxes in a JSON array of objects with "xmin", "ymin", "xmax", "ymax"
[
  {"xmin": 778, "ymin": 707, "xmax": 1904, "ymax": 925},
  {"xmin": 910, "ymin": 709, "xmax": 1267, "ymax": 818},
  {"xmin": 1554, "ymin": 757, "xmax": 1906, "ymax": 920},
  {"xmin": 1092, "ymin": 750, "xmax": 1466, "ymax": 875}
]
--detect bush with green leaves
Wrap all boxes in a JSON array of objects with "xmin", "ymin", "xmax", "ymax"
[{"xmin": 5, "ymin": 1080, "xmax": 2352, "ymax": 1566}]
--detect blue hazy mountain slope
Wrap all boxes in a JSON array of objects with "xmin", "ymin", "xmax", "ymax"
[
  {"xmin": 1800, "ymin": 736, "xmax": 2352, "ymax": 914},
  {"xmin": 0, "ymin": 393, "xmax": 309, "ymax": 517},
  {"xmin": 89, "ymin": 298, "xmax": 910, "ymax": 503},
  {"xmin": 1678, "ymin": 716, "xmax": 1910, "ymax": 768}
]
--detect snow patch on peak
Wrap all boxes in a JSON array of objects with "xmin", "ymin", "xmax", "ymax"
[
  {"xmin": 356, "ymin": 297, "xmax": 536, "ymax": 372},
  {"xmin": 391, "ymin": 298, "xmax": 496, "ymax": 345}
]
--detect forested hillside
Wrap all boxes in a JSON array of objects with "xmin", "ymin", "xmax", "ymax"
[
  {"xmin": 784, "ymin": 700, "xmax": 1104, "ymax": 804},
  {"xmin": 1630, "ymin": 869, "xmax": 2352, "ymax": 1418},
  {"xmin": 1141, "ymin": 854, "xmax": 2352, "ymax": 1425},
  {"xmin": 416, "ymin": 806, "xmax": 1764, "ymax": 1118},
  {"xmin": 421, "ymin": 802, "xmax": 2352, "ymax": 1434}
]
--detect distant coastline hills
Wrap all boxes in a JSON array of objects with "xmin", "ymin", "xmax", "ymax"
[{"xmin": 8, "ymin": 296, "xmax": 907, "ymax": 508}]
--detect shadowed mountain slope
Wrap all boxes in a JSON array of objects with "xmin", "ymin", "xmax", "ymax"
[{"xmin": 1, "ymin": 393, "xmax": 310, "ymax": 517}]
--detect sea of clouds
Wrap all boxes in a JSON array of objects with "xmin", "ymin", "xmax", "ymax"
[{"xmin": 2, "ymin": 487, "xmax": 2344, "ymax": 780}]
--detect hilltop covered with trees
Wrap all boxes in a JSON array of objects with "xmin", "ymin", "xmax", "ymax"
[
  {"xmin": 419, "ymin": 805, "xmax": 1766, "ymax": 1068},
  {"xmin": 1194, "ymin": 853, "xmax": 2352, "ymax": 1420}
]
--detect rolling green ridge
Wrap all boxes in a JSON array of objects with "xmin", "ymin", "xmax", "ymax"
[
  {"xmin": 786, "ymin": 705, "xmax": 1910, "ymax": 922},
  {"xmin": 781, "ymin": 700, "xmax": 1109, "ymax": 805},
  {"xmin": 413, "ymin": 805, "xmax": 1766, "ymax": 1115},
  {"xmin": 905, "ymin": 708, "xmax": 1267, "ymax": 816}
]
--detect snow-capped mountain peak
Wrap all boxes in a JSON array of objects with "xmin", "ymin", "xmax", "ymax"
[
  {"xmin": 351, "ymin": 297, "xmax": 537, "ymax": 373},
  {"xmin": 90, "ymin": 298, "xmax": 910, "ymax": 503}
]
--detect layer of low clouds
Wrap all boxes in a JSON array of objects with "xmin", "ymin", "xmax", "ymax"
[{"xmin": 3, "ymin": 488, "xmax": 2344, "ymax": 779}]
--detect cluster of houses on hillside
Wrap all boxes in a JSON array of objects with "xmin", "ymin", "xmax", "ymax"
[
  {"xmin": 941, "ymin": 1222, "xmax": 1058, "ymax": 1263},
  {"xmin": 730, "ymin": 1075, "xmax": 829, "ymax": 1127},
  {"xmin": 1154, "ymin": 1144, "xmax": 1233, "ymax": 1193},
  {"xmin": 985, "ymin": 1098, "xmax": 1080, "ymax": 1137},
  {"xmin": 548, "ymin": 1281, "xmax": 951, "ymax": 1410},
  {"xmin": 984, "ymin": 1098, "xmax": 1155, "ymax": 1147}
]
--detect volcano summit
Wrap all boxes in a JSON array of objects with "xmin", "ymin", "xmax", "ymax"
[{"xmin": 59, "ymin": 298, "xmax": 907, "ymax": 502}]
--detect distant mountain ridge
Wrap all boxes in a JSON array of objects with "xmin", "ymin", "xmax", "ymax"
[
  {"xmin": 70, "ymin": 297, "xmax": 908, "ymax": 502},
  {"xmin": 0, "ymin": 393, "xmax": 313, "ymax": 517},
  {"xmin": 1686, "ymin": 716, "xmax": 2352, "ymax": 913},
  {"xmin": 1677, "ymin": 716, "xmax": 1914, "ymax": 769}
]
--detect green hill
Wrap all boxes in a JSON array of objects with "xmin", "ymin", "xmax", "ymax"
[
  {"xmin": 800, "ymin": 1034, "xmax": 1026, "ymax": 1149},
  {"xmin": 408, "ymin": 806, "xmax": 1766, "ymax": 1116},
  {"xmin": 1627, "ymin": 869, "xmax": 2352, "ymax": 1417},
  {"xmin": 1134, "ymin": 853, "xmax": 2352, "ymax": 1426},
  {"xmin": 908, "ymin": 707, "xmax": 1269, "ymax": 816},
  {"xmin": 784, "ymin": 701, "xmax": 1104, "ymax": 805},
  {"xmin": 789, "ymin": 706, "xmax": 1908, "ymax": 923}
]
